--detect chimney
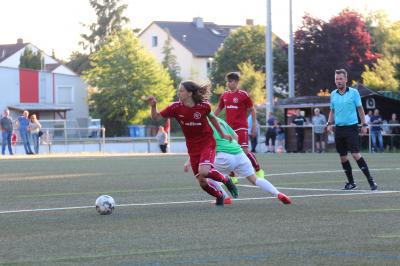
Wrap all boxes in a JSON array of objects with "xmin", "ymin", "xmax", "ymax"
[
  {"xmin": 246, "ymin": 19, "xmax": 254, "ymax": 26},
  {"xmin": 17, "ymin": 38, "xmax": 24, "ymax": 44},
  {"xmin": 193, "ymin": 17, "xmax": 204, "ymax": 28}
]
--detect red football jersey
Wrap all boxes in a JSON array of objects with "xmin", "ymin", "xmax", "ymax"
[
  {"xmin": 218, "ymin": 89, "xmax": 253, "ymax": 130},
  {"xmin": 160, "ymin": 102, "xmax": 215, "ymax": 154}
]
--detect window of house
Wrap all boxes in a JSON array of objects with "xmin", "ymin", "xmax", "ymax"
[
  {"xmin": 57, "ymin": 86, "xmax": 74, "ymax": 104},
  {"xmin": 152, "ymin": 36, "xmax": 158, "ymax": 47}
]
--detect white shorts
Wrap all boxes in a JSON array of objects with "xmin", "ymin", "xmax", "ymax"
[{"xmin": 214, "ymin": 152, "xmax": 254, "ymax": 177}]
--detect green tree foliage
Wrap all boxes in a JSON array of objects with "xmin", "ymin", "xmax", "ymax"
[
  {"xmin": 19, "ymin": 47, "xmax": 43, "ymax": 70},
  {"xmin": 237, "ymin": 62, "xmax": 265, "ymax": 105},
  {"xmin": 80, "ymin": 0, "xmax": 130, "ymax": 52},
  {"xmin": 67, "ymin": 0, "xmax": 129, "ymax": 74},
  {"xmin": 365, "ymin": 11, "xmax": 400, "ymax": 87},
  {"xmin": 211, "ymin": 25, "xmax": 288, "ymax": 93},
  {"xmin": 66, "ymin": 52, "xmax": 91, "ymax": 75},
  {"xmin": 295, "ymin": 9, "xmax": 379, "ymax": 96},
  {"xmin": 84, "ymin": 30, "xmax": 175, "ymax": 136},
  {"xmin": 362, "ymin": 58, "xmax": 399, "ymax": 91},
  {"xmin": 161, "ymin": 31, "xmax": 182, "ymax": 89}
]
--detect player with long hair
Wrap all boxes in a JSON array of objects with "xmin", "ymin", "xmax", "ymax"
[{"xmin": 148, "ymin": 80, "xmax": 238, "ymax": 206}]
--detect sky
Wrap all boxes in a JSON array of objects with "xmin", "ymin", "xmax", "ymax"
[{"xmin": 1, "ymin": 0, "xmax": 399, "ymax": 61}]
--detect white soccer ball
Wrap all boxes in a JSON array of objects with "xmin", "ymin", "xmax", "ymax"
[{"xmin": 95, "ymin": 195, "xmax": 115, "ymax": 215}]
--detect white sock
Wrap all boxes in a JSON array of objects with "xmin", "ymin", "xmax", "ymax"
[
  {"xmin": 208, "ymin": 179, "xmax": 229, "ymax": 198},
  {"xmin": 255, "ymin": 178, "xmax": 279, "ymax": 196}
]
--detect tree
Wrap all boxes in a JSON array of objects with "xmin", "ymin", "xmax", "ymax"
[
  {"xmin": 67, "ymin": 0, "xmax": 130, "ymax": 74},
  {"xmin": 19, "ymin": 47, "xmax": 43, "ymax": 70},
  {"xmin": 365, "ymin": 11, "xmax": 400, "ymax": 87},
  {"xmin": 161, "ymin": 31, "xmax": 182, "ymax": 89},
  {"xmin": 84, "ymin": 30, "xmax": 175, "ymax": 136},
  {"xmin": 295, "ymin": 10, "xmax": 379, "ymax": 96},
  {"xmin": 237, "ymin": 62, "xmax": 265, "ymax": 105},
  {"xmin": 210, "ymin": 25, "xmax": 288, "ymax": 96},
  {"xmin": 362, "ymin": 58, "xmax": 399, "ymax": 91},
  {"xmin": 80, "ymin": 0, "xmax": 130, "ymax": 52},
  {"xmin": 66, "ymin": 52, "xmax": 91, "ymax": 75}
]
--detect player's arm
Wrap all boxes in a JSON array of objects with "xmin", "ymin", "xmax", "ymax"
[
  {"xmin": 226, "ymin": 123, "xmax": 238, "ymax": 141},
  {"xmin": 147, "ymin": 96, "xmax": 163, "ymax": 121},
  {"xmin": 183, "ymin": 158, "xmax": 190, "ymax": 172},
  {"xmin": 249, "ymin": 107, "xmax": 257, "ymax": 137},
  {"xmin": 357, "ymin": 106, "xmax": 368, "ymax": 134},
  {"xmin": 214, "ymin": 106, "xmax": 222, "ymax": 116},
  {"xmin": 208, "ymin": 113, "xmax": 232, "ymax": 142},
  {"xmin": 214, "ymin": 95, "xmax": 224, "ymax": 116},
  {"xmin": 327, "ymin": 109, "xmax": 335, "ymax": 132}
]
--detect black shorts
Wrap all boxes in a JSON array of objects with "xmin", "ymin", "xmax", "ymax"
[
  {"xmin": 314, "ymin": 133, "xmax": 324, "ymax": 142},
  {"xmin": 265, "ymin": 129, "xmax": 276, "ymax": 145},
  {"xmin": 335, "ymin": 124, "xmax": 360, "ymax": 156}
]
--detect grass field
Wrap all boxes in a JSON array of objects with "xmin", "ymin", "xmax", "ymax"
[{"xmin": 0, "ymin": 153, "xmax": 399, "ymax": 265}]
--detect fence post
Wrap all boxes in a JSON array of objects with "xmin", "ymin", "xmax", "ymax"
[{"xmin": 311, "ymin": 125, "xmax": 315, "ymax": 153}]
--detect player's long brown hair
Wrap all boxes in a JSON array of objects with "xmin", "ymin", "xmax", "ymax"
[{"xmin": 181, "ymin": 80, "xmax": 211, "ymax": 104}]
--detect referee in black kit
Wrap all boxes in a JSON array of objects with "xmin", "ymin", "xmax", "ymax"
[{"xmin": 327, "ymin": 69, "xmax": 377, "ymax": 190}]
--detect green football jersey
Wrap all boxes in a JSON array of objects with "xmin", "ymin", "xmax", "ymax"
[{"xmin": 208, "ymin": 117, "xmax": 243, "ymax": 155}]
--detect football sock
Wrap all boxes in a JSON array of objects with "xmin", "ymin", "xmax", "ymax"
[
  {"xmin": 356, "ymin": 157, "xmax": 373, "ymax": 180},
  {"xmin": 208, "ymin": 179, "xmax": 229, "ymax": 198},
  {"xmin": 341, "ymin": 160, "xmax": 354, "ymax": 184},
  {"xmin": 200, "ymin": 182, "xmax": 223, "ymax": 198},
  {"xmin": 255, "ymin": 178, "xmax": 279, "ymax": 195},
  {"xmin": 207, "ymin": 169, "xmax": 227, "ymax": 183},
  {"xmin": 247, "ymin": 152, "xmax": 261, "ymax": 172}
]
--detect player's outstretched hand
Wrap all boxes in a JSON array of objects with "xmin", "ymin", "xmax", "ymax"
[
  {"xmin": 222, "ymin": 134, "xmax": 233, "ymax": 142},
  {"xmin": 147, "ymin": 96, "xmax": 157, "ymax": 106}
]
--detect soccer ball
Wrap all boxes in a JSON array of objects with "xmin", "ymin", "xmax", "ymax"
[{"xmin": 95, "ymin": 195, "xmax": 115, "ymax": 215}]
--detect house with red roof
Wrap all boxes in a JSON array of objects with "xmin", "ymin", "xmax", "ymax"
[{"xmin": 0, "ymin": 39, "xmax": 88, "ymax": 121}]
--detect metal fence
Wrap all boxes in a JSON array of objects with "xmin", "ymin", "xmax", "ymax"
[
  {"xmin": 258, "ymin": 123, "xmax": 400, "ymax": 153},
  {"xmin": 4, "ymin": 124, "xmax": 400, "ymax": 155}
]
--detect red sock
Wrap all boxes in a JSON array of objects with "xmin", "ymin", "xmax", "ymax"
[
  {"xmin": 207, "ymin": 169, "xmax": 227, "ymax": 184},
  {"xmin": 200, "ymin": 183, "xmax": 222, "ymax": 198},
  {"xmin": 247, "ymin": 152, "xmax": 260, "ymax": 171}
]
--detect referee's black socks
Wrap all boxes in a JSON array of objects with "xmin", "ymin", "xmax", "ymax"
[
  {"xmin": 356, "ymin": 157, "xmax": 374, "ymax": 182},
  {"xmin": 341, "ymin": 160, "xmax": 354, "ymax": 184}
]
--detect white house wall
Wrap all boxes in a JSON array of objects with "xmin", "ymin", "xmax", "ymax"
[
  {"xmin": 139, "ymin": 24, "xmax": 208, "ymax": 82},
  {"xmin": 0, "ymin": 67, "xmax": 19, "ymax": 109},
  {"xmin": 54, "ymin": 74, "xmax": 89, "ymax": 120},
  {"xmin": 0, "ymin": 66, "xmax": 88, "ymax": 121}
]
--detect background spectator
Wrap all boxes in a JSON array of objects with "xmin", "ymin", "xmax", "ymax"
[
  {"xmin": 312, "ymin": 108, "xmax": 327, "ymax": 153},
  {"xmin": 247, "ymin": 114, "xmax": 258, "ymax": 153},
  {"xmin": 291, "ymin": 109, "xmax": 306, "ymax": 153},
  {"xmin": 370, "ymin": 109, "xmax": 384, "ymax": 152},
  {"xmin": 0, "ymin": 109, "xmax": 14, "ymax": 155},
  {"xmin": 156, "ymin": 126, "xmax": 168, "ymax": 153},
  {"xmin": 16, "ymin": 110, "xmax": 34, "ymax": 155},
  {"xmin": 29, "ymin": 114, "xmax": 42, "ymax": 154},
  {"xmin": 265, "ymin": 112, "xmax": 277, "ymax": 153}
]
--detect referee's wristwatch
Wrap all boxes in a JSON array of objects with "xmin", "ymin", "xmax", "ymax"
[
  {"xmin": 361, "ymin": 123, "xmax": 368, "ymax": 128},
  {"xmin": 326, "ymin": 121, "xmax": 333, "ymax": 126}
]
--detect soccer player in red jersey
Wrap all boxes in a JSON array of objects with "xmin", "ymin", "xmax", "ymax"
[
  {"xmin": 147, "ymin": 80, "xmax": 238, "ymax": 206},
  {"xmin": 214, "ymin": 72, "xmax": 264, "ymax": 181}
]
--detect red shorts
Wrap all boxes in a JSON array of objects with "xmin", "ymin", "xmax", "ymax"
[
  {"xmin": 235, "ymin": 129, "xmax": 249, "ymax": 147},
  {"xmin": 189, "ymin": 141, "xmax": 216, "ymax": 176}
]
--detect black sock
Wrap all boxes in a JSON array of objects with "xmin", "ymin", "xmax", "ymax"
[
  {"xmin": 341, "ymin": 160, "xmax": 354, "ymax": 184},
  {"xmin": 356, "ymin": 157, "xmax": 374, "ymax": 182}
]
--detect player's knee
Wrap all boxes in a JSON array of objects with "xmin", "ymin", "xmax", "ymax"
[{"xmin": 247, "ymin": 175, "xmax": 257, "ymax": 185}]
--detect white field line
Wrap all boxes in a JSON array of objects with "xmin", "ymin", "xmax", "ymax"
[
  {"xmin": 257, "ymin": 167, "xmax": 400, "ymax": 177},
  {"xmin": 237, "ymin": 184, "xmax": 400, "ymax": 193},
  {"xmin": 0, "ymin": 190, "xmax": 399, "ymax": 215}
]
